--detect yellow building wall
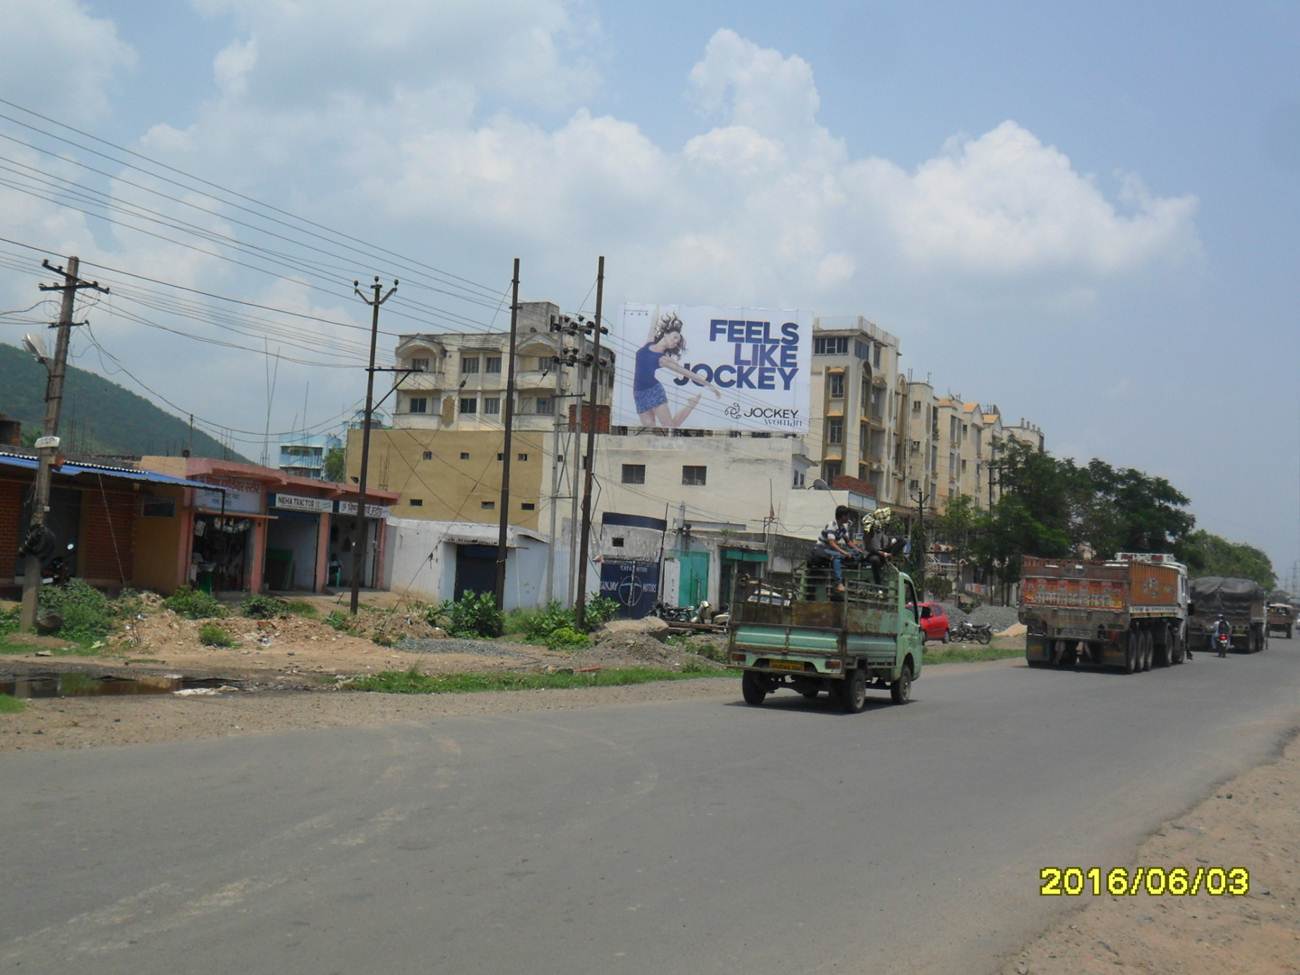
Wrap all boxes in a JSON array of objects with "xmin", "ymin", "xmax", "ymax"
[{"xmin": 346, "ymin": 429, "xmax": 545, "ymax": 530}]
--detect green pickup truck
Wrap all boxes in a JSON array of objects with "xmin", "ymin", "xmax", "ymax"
[{"xmin": 726, "ymin": 562, "xmax": 925, "ymax": 712}]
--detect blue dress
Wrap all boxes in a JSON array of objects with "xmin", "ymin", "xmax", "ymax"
[{"xmin": 633, "ymin": 344, "xmax": 668, "ymax": 413}]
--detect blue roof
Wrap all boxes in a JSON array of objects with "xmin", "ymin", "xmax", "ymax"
[{"xmin": 0, "ymin": 452, "xmax": 214, "ymax": 490}]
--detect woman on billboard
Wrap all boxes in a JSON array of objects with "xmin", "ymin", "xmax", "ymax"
[{"xmin": 633, "ymin": 312, "xmax": 721, "ymax": 429}]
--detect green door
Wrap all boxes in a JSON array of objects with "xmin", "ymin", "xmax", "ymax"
[{"xmin": 675, "ymin": 551, "xmax": 709, "ymax": 606}]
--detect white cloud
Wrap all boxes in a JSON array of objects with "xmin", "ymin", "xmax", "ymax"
[{"xmin": 0, "ymin": 0, "xmax": 135, "ymax": 121}]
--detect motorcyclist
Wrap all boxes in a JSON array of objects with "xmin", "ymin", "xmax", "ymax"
[{"xmin": 1212, "ymin": 613, "xmax": 1232, "ymax": 653}]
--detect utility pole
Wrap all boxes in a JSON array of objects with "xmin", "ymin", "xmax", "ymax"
[
  {"xmin": 909, "ymin": 483, "xmax": 931, "ymax": 598},
  {"xmin": 574, "ymin": 256, "xmax": 606, "ymax": 629},
  {"xmin": 494, "ymin": 258, "xmax": 521, "ymax": 611},
  {"xmin": 544, "ymin": 313, "xmax": 574, "ymax": 604},
  {"xmin": 350, "ymin": 275, "xmax": 397, "ymax": 614},
  {"xmin": 20, "ymin": 257, "xmax": 107, "ymax": 631},
  {"xmin": 566, "ymin": 334, "xmax": 586, "ymax": 606}
]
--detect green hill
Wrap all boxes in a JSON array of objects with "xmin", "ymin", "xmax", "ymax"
[{"xmin": 0, "ymin": 341, "xmax": 249, "ymax": 461}]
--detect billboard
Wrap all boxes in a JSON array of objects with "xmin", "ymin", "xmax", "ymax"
[{"xmin": 613, "ymin": 304, "xmax": 811, "ymax": 433}]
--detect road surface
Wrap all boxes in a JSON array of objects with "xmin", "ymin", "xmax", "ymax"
[{"xmin": 2, "ymin": 637, "xmax": 1297, "ymax": 974}]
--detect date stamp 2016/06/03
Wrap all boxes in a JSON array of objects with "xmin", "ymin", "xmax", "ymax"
[{"xmin": 1040, "ymin": 867, "xmax": 1249, "ymax": 897}]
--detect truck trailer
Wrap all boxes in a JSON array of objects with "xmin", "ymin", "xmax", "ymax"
[
  {"xmin": 1187, "ymin": 577, "xmax": 1269, "ymax": 653},
  {"xmin": 1019, "ymin": 553, "xmax": 1188, "ymax": 672}
]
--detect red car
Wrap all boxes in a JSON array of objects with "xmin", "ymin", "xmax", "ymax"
[{"xmin": 916, "ymin": 601, "xmax": 949, "ymax": 644}]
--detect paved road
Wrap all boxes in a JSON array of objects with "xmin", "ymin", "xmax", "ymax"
[{"xmin": 2, "ymin": 638, "xmax": 1297, "ymax": 975}]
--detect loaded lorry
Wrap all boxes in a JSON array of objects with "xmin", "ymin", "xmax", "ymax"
[
  {"xmin": 1187, "ymin": 577, "xmax": 1268, "ymax": 653},
  {"xmin": 1266, "ymin": 598, "xmax": 1293, "ymax": 639},
  {"xmin": 727, "ymin": 561, "xmax": 923, "ymax": 712},
  {"xmin": 1019, "ymin": 552, "xmax": 1188, "ymax": 672}
]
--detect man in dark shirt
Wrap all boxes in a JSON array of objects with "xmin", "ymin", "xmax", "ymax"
[{"xmin": 813, "ymin": 506, "xmax": 855, "ymax": 593}]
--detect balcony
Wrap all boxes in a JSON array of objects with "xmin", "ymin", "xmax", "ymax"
[{"xmin": 395, "ymin": 371, "xmax": 445, "ymax": 392}]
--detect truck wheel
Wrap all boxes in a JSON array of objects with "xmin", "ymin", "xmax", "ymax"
[
  {"xmin": 1171, "ymin": 634, "xmax": 1185, "ymax": 665},
  {"xmin": 741, "ymin": 671, "xmax": 767, "ymax": 706},
  {"xmin": 1287, "ymin": 626, "xmax": 1292, "ymax": 640},
  {"xmin": 1142, "ymin": 632, "xmax": 1154, "ymax": 671},
  {"xmin": 1124, "ymin": 631, "xmax": 1138, "ymax": 674},
  {"xmin": 840, "ymin": 670, "xmax": 868, "ymax": 713},
  {"xmin": 890, "ymin": 663, "xmax": 913, "ymax": 704}
]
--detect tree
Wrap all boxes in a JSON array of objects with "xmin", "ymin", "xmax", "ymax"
[
  {"xmin": 935, "ymin": 494, "xmax": 985, "ymax": 594},
  {"xmin": 1077, "ymin": 459, "xmax": 1193, "ymax": 556},
  {"xmin": 1178, "ymin": 530, "xmax": 1276, "ymax": 590},
  {"xmin": 323, "ymin": 447, "xmax": 346, "ymax": 483}
]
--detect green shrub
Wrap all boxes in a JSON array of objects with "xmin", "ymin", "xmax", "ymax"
[
  {"xmin": 284, "ymin": 599, "xmax": 319, "ymax": 618},
  {"xmin": 240, "ymin": 593, "xmax": 289, "ymax": 619},
  {"xmin": 38, "ymin": 580, "xmax": 114, "ymax": 643},
  {"xmin": 325, "ymin": 610, "xmax": 354, "ymax": 632},
  {"xmin": 434, "ymin": 591, "xmax": 503, "ymax": 638},
  {"xmin": 112, "ymin": 588, "xmax": 146, "ymax": 620},
  {"xmin": 0, "ymin": 605, "xmax": 18, "ymax": 637},
  {"xmin": 198, "ymin": 622, "xmax": 236, "ymax": 648},
  {"xmin": 544, "ymin": 625, "xmax": 590, "ymax": 651},
  {"xmin": 164, "ymin": 586, "xmax": 225, "ymax": 619},
  {"xmin": 583, "ymin": 595, "xmax": 620, "ymax": 629}
]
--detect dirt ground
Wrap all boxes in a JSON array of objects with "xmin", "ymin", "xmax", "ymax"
[{"xmin": 1001, "ymin": 730, "xmax": 1300, "ymax": 975}]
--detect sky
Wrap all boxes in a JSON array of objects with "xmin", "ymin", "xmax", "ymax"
[{"xmin": 0, "ymin": 0, "xmax": 1296, "ymax": 581}]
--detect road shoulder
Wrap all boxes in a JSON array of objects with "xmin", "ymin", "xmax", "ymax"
[{"xmin": 1001, "ymin": 728, "xmax": 1300, "ymax": 975}]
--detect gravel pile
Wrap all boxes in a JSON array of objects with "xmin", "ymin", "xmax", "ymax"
[{"xmin": 396, "ymin": 637, "xmax": 539, "ymax": 659}]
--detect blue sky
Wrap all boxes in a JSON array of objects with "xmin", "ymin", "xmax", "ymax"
[{"xmin": 1, "ymin": 0, "xmax": 1296, "ymax": 579}]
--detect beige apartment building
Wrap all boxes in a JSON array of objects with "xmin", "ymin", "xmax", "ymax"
[{"xmin": 804, "ymin": 315, "xmax": 903, "ymax": 501}]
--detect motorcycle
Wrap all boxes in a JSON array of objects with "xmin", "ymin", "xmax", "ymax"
[
  {"xmin": 1216, "ymin": 631, "xmax": 1231, "ymax": 657},
  {"xmin": 951, "ymin": 619, "xmax": 993, "ymax": 645}
]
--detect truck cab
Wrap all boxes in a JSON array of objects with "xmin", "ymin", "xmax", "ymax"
[{"xmin": 726, "ymin": 560, "xmax": 923, "ymax": 712}]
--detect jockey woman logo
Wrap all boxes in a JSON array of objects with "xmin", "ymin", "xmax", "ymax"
[{"xmin": 724, "ymin": 401, "xmax": 742, "ymax": 419}]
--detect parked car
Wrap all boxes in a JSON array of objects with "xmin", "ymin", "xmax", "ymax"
[{"xmin": 915, "ymin": 601, "xmax": 949, "ymax": 644}]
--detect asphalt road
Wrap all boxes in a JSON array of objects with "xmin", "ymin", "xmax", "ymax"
[{"xmin": 2, "ymin": 637, "xmax": 1298, "ymax": 975}]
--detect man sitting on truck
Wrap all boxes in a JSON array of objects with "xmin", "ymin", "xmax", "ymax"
[{"xmin": 813, "ymin": 506, "xmax": 856, "ymax": 593}]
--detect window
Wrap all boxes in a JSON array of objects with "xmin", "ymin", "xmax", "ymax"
[
  {"xmin": 422, "ymin": 450, "xmax": 432, "ymax": 460},
  {"xmin": 518, "ymin": 453, "xmax": 528, "ymax": 461},
  {"xmin": 858, "ymin": 464, "xmax": 868, "ymax": 481},
  {"xmin": 622, "ymin": 464, "xmax": 646, "ymax": 484},
  {"xmin": 460, "ymin": 397, "xmax": 477, "ymax": 414},
  {"xmin": 961, "ymin": 459, "xmax": 968, "ymax": 473},
  {"xmin": 828, "ymin": 372, "xmax": 845, "ymax": 398},
  {"xmin": 814, "ymin": 336, "xmax": 849, "ymax": 355},
  {"xmin": 480, "ymin": 500, "xmax": 495, "ymax": 510},
  {"xmin": 682, "ymin": 465, "xmax": 707, "ymax": 486},
  {"xmin": 873, "ymin": 343, "xmax": 882, "ymax": 369},
  {"xmin": 612, "ymin": 536, "xmax": 625, "ymax": 548},
  {"xmin": 461, "ymin": 355, "xmax": 479, "ymax": 374},
  {"xmin": 484, "ymin": 397, "xmax": 500, "ymax": 415},
  {"xmin": 497, "ymin": 452, "xmax": 504, "ymax": 461},
  {"xmin": 407, "ymin": 396, "xmax": 428, "ymax": 414},
  {"xmin": 534, "ymin": 396, "xmax": 553, "ymax": 415},
  {"xmin": 485, "ymin": 355, "xmax": 501, "ymax": 374},
  {"xmin": 409, "ymin": 499, "xmax": 423, "ymax": 507},
  {"xmin": 911, "ymin": 440, "xmax": 920, "ymax": 452},
  {"xmin": 912, "ymin": 400, "xmax": 921, "ymax": 414},
  {"xmin": 827, "ymin": 418, "xmax": 843, "ymax": 444},
  {"xmin": 909, "ymin": 479, "xmax": 919, "ymax": 492},
  {"xmin": 410, "ymin": 357, "xmax": 429, "ymax": 372},
  {"xmin": 792, "ymin": 469, "xmax": 806, "ymax": 488},
  {"xmin": 521, "ymin": 502, "xmax": 535, "ymax": 511},
  {"xmin": 459, "ymin": 451, "xmax": 470, "ymax": 460},
  {"xmin": 823, "ymin": 461, "xmax": 842, "ymax": 481}
]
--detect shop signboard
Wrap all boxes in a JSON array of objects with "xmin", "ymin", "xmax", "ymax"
[
  {"xmin": 336, "ymin": 500, "xmax": 386, "ymax": 519},
  {"xmin": 613, "ymin": 303, "xmax": 811, "ymax": 433},
  {"xmin": 272, "ymin": 493, "xmax": 333, "ymax": 514},
  {"xmin": 599, "ymin": 559, "xmax": 660, "ymax": 618},
  {"xmin": 194, "ymin": 477, "xmax": 262, "ymax": 514}
]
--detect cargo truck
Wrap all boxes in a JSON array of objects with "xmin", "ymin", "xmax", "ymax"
[
  {"xmin": 1187, "ymin": 577, "xmax": 1268, "ymax": 653},
  {"xmin": 726, "ymin": 561, "xmax": 924, "ymax": 712},
  {"xmin": 1019, "ymin": 552, "xmax": 1188, "ymax": 672},
  {"xmin": 1267, "ymin": 602, "xmax": 1293, "ymax": 639}
]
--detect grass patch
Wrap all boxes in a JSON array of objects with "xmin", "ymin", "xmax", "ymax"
[
  {"xmin": 351, "ymin": 663, "xmax": 730, "ymax": 695},
  {"xmin": 0, "ymin": 694, "xmax": 25, "ymax": 715},
  {"xmin": 198, "ymin": 622, "xmax": 237, "ymax": 648},
  {"xmin": 284, "ymin": 599, "xmax": 319, "ymax": 618},
  {"xmin": 0, "ymin": 634, "xmax": 102, "ymax": 656},
  {"xmin": 924, "ymin": 643, "xmax": 1025, "ymax": 664}
]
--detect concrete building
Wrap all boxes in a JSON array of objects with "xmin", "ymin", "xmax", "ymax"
[
  {"xmin": 804, "ymin": 315, "xmax": 902, "ymax": 500},
  {"xmin": 277, "ymin": 432, "xmax": 342, "ymax": 481},
  {"xmin": 389, "ymin": 300, "xmax": 613, "ymax": 435},
  {"xmin": 1004, "ymin": 418, "xmax": 1046, "ymax": 451}
]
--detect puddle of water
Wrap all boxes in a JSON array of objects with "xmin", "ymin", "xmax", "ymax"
[{"xmin": 0, "ymin": 673, "xmax": 239, "ymax": 699}]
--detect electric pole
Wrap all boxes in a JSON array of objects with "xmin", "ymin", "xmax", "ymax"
[
  {"xmin": 909, "ymin": 483, "xmax": 931, "ymax": 598},
  {"xmin": 494, "ymin": 258, "xmax": 521, "ymax": 612},
  {"xmin": 544, "ymin": 313, "xmax": 577, "ymax": 604},
  {"xmin": 350, "ymin": 275, "xmax": 397, "ymax": 614},
  {"xmin": 20, "ymin": 257, "xmax": 107, "ymax": 631},
  {"xmin": 574, "ymin": 256, "xmax": 606, "ymax": 629}
]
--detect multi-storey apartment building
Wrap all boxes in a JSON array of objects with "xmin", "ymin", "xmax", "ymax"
[
  {"xmin": 276, "ymin": 433, "xmax": 343, "ymax": 481},
  {"xmin": 805, "ymin": 315, "xmax": 902, "ymax": 500},
  {"xmin": 390, "ymin": 301, "xmax": 612, "ymax": 434}
]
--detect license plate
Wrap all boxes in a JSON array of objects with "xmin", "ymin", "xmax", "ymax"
[{"xmin": 768, "ymin": 659, "xmax": 805, "ymax": 672}]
